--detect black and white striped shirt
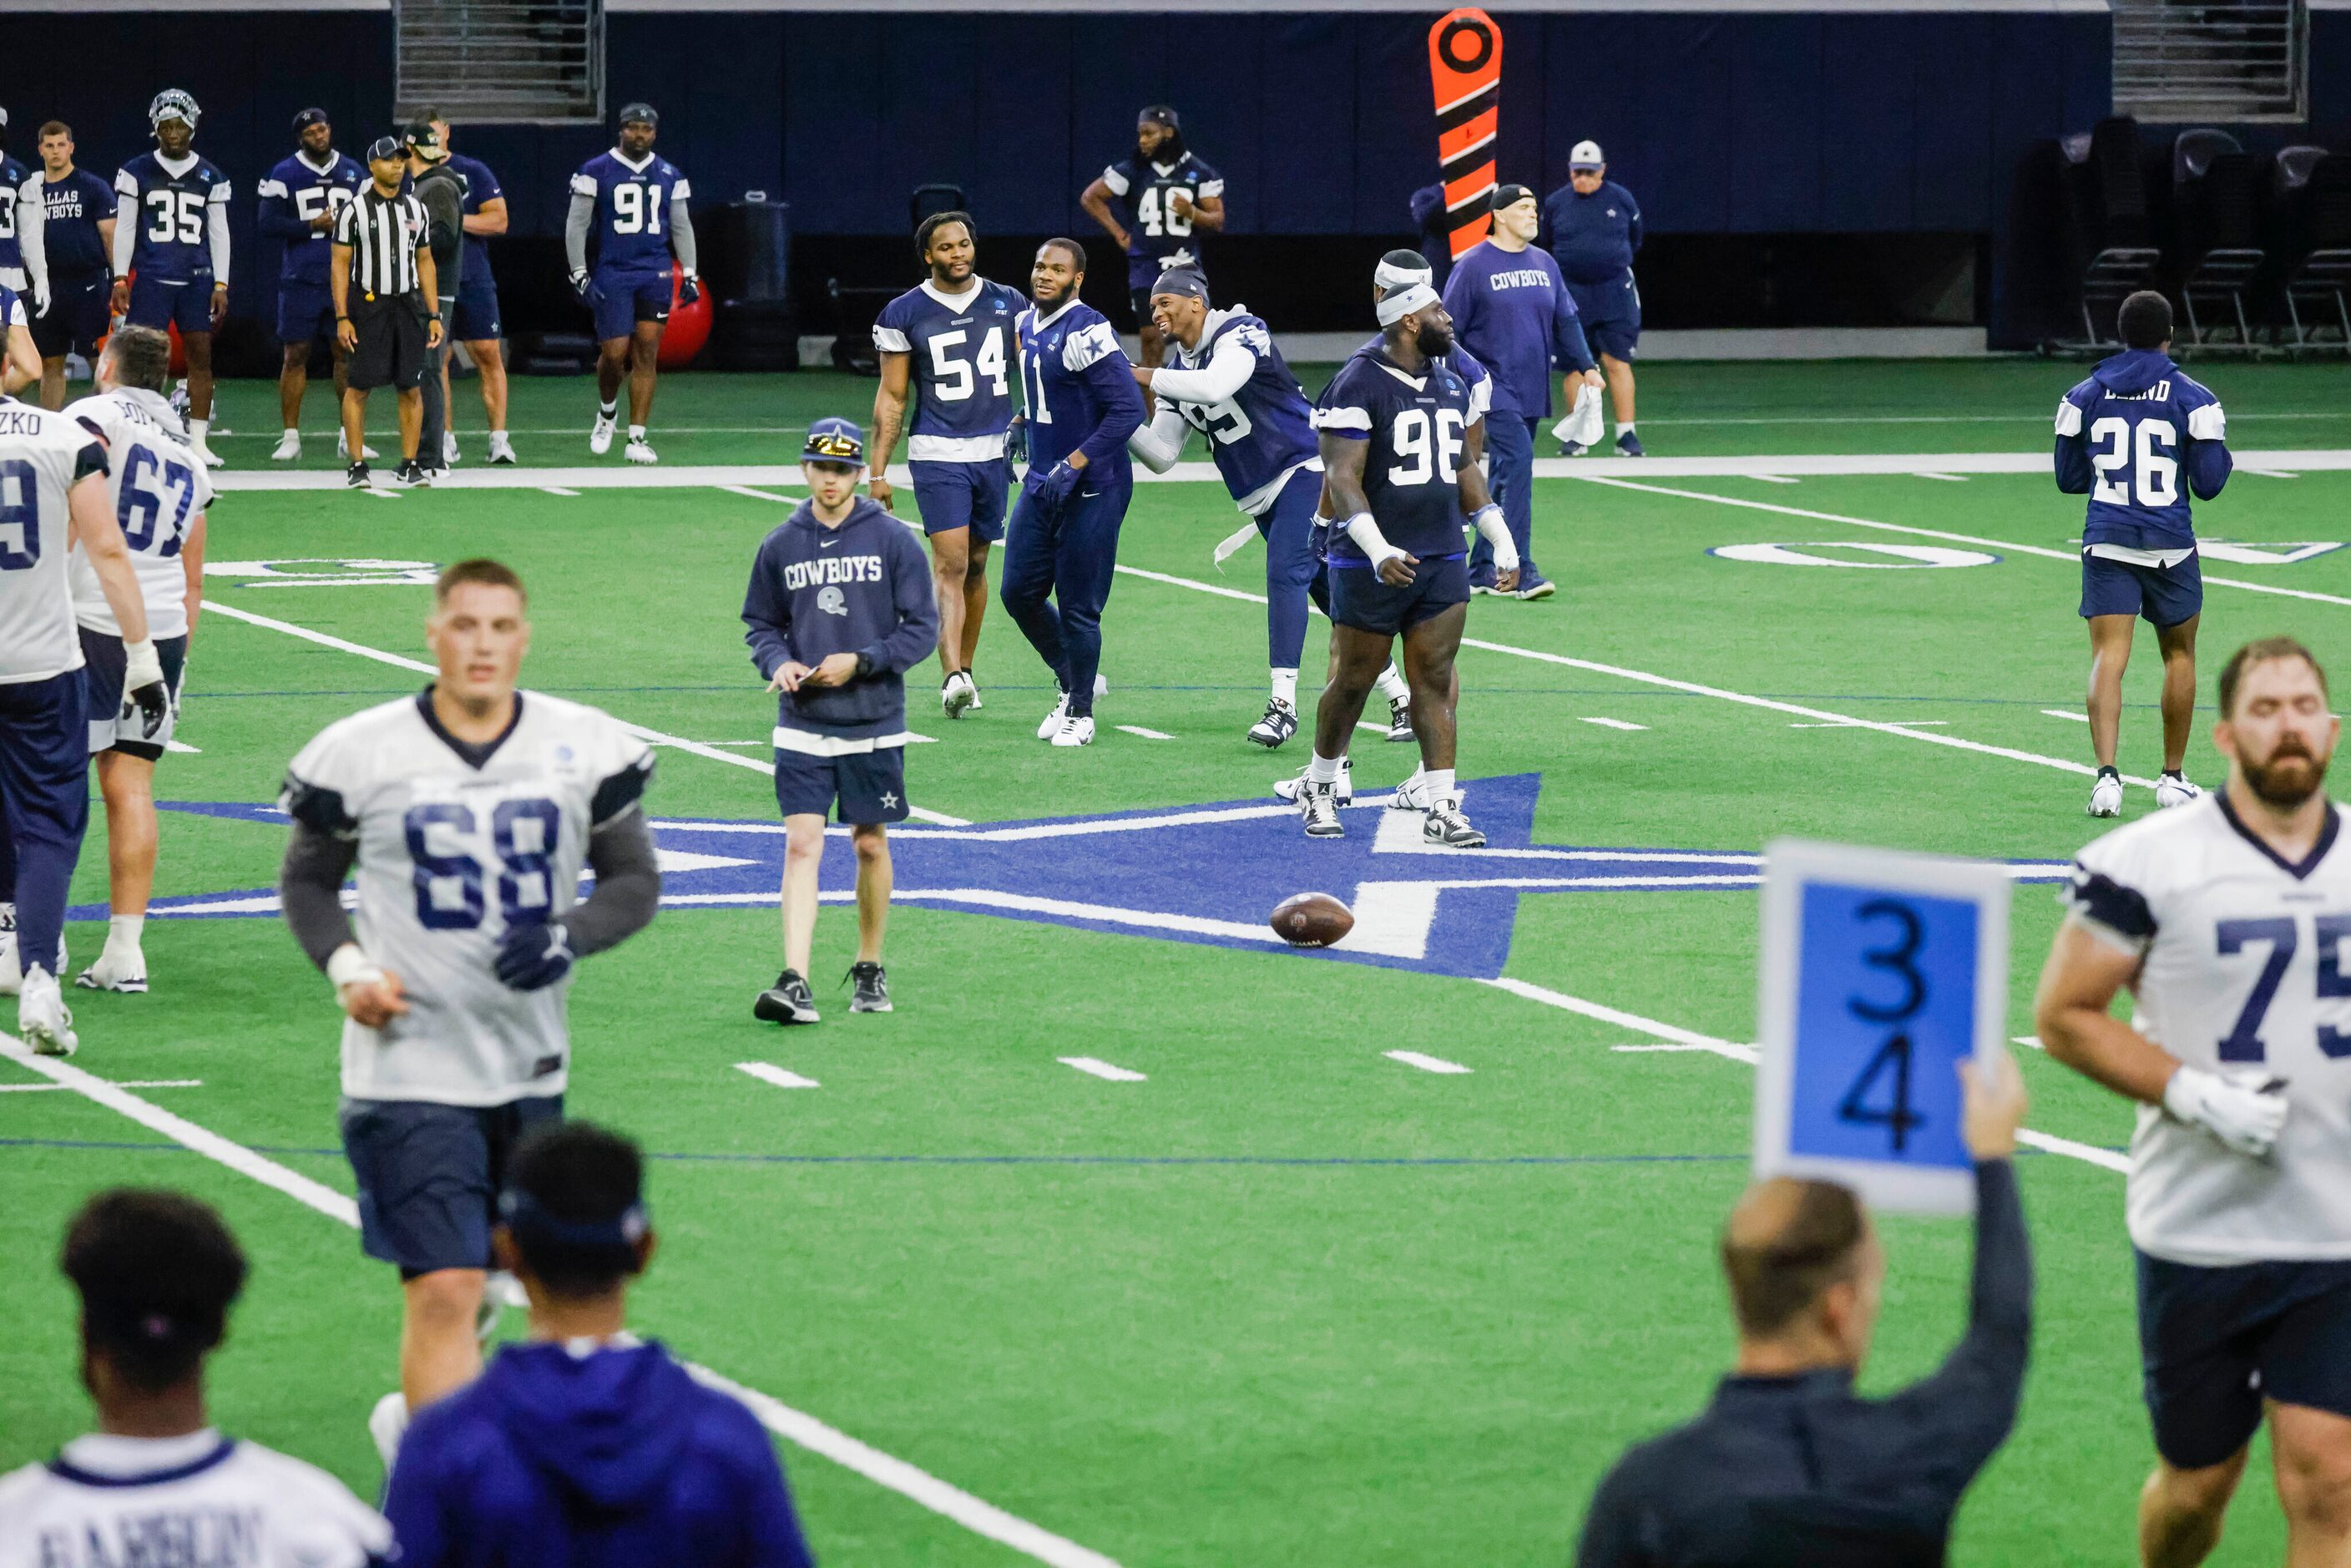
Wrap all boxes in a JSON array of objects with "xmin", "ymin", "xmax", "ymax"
[{"xmin": 333, "ymin": 185, "xmax": 427, "ymax": 300}]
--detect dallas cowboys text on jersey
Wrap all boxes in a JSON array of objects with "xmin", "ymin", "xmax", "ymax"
[
  {"xmin": 2055, "ymin": 347, "xmax": 2232, "ymax": 552},
  {"xmin": 2070, "ymin": 794, "xmax": 2351, "ymax": 1264},
  {"xmin": 872, "ymin": 279, "xmax": 1024, "ymax": 459},
  {"xmin": 1312, "ymin": 347, "xmax": 1477, "ymax": 562},
  {"xmin": 65, "ymin": 388, "xmax": 211, "ymax": 640},
  {"xmin": 256, "ymin": 149, "xmax": 364, "ymax": 287},
  {"xmin": 115, "ymin": 151, "xmax": 231, "ymax": 284},
  {"xmin": 280, "ymin": 693, "xmax": 654, "ymax": 1107},
  {"xmin": 571, "ymin": 149, "xmax": 689, "ymax": 275},
  {"xmin": 1101, "ymin": 151, "xmax": 1222, "ymax": 287},
  {"xmin": 741, "ymin": 498, "xmax": 938, "ymax": 749},
  {"xmin": 0, "ymin": 404, "xmax": 110, "ymax": 683},
  {"xmin": 1162, "ymin": 310, "xmax": 1317, "ymax": 515}
]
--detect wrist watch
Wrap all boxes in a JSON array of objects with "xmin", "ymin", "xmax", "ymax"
[{"xmin": 854, "ymin": 651, "xmax": 876, "ymax": 678}]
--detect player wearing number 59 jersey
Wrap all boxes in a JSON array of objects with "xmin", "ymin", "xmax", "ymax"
[
  {"xmin": 276, "ymin": 559, "xmax": 660, "ymax": 1463},
  {"xmin": 2056, "ymin": 291, "xmax": 2232, "ymax": 819},
  {"xmin": 2037, "ymin": 638, "xmax": 2351, "ymax": 1566}
]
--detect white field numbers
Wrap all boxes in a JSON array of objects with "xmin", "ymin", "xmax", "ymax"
[
  {"xmin": 1136, "ymin": 184, "xmax": 1192, "ymax": 238},
  {"xmin": 2089, "ymin": 416, "xmax": 2179, "ymax": 508},
  {"xmin": 145, "ymin": 190, "xmax": 206, "ymax": 245},
  {"xmin": 1753, "ymin": 838, "xmax": 2012, "ymax": 1216},
  {"xmin": 1388, "ymin": 407, "xmax": 1466, "ymax": 487},
  {"xmin": 610, "ymin": 182, "xmax": 664, "ymax": 235},
  {"xmin": 927, "ymin": 328, "xmax": 1010, "ymax": 402}
]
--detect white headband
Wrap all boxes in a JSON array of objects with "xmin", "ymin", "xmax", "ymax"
[
  {"xmin": 1373, "ymin": 255, "xmax": 1431, "ymax": 293},
  {"xmin": 1375, "ymin": 281, "xmax": 1439, "ymax": 326}
]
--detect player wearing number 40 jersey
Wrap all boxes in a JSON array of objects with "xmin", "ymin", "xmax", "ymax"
[
  {"xmin": 2037, "ymin": 639, "xmax": 2351, "ymax": 1568},
  {"xmin": 2056, "ymin": 290, "xmax": 2232, "ymax": 820},
  {"xmin": 276, "ymin": 558, "xmax": 660, "ymax": 1474}
]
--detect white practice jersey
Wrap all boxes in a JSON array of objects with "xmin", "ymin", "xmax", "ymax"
[
  {"xmin": 2070, "ymin": 792, "xmax": 2351, "ymax": 1264},
  {"xmin": 66, "ymin": 387, "xmax": 213, "ymax": 640},
  {"xmin": 0, "ymin": 1429, "xmax": 392, "ymax": 1568},
  {"xmin": 281, "ymin": 690, "xmax": 655, "ymax": 1107},
  {"xmin": 0, "ymin": 401, "xmax": 109, "ymax": 683}
]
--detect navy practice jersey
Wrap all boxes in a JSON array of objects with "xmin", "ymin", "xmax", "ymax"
[
  {"xmin": 871, "ymin": 278, "xmax": 1025, "ymax": 459},
  {"xmin": 38, "ymin": 169, "xmax": 114, "ymax": 277},
  {"xmin": 0, "ymin": 154, "xmax": 28, "ymax": 273},
  {"xmin": 1341, "ymin": 334, "xmax": 1494, "ymax": 429},
  {"xmin": 257, "ymin": 150, "xmax": 367, "ymax": 286},
  {"xmin": 1017, "ymin": 299, "xmax": 1143, "ymax": 481},
  {"xmin": 447, "ymin": 151, "xmax": 503, "ymax": 288},
  {"xmin": 1312, "ymin": 346, "xmax": 1478, "ymax": 563},
  {"xmin": 1100, "ymin": 150, "xmax": 1222, "ymax": 288},
  {"xmin": 1167, "ymin": 311, "xmax": 1317, "ymax": 512},
  {"xmin": 2055, "ymin": 348, "xmax": 2232, "ymax": 553},
  {"xmin": 570, "ymin": 149, "xmax": 690, "ymax": 274},
  {"xmin": 116, "ymin": 151, "xmax": 231, "ymax": 284}
]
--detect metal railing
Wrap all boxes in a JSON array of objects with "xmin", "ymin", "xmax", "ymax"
[
  {"xmin": 395, "ymin": 0, "xmax": 603, "ymax": 124},
  {"xmin": 2113, "ymin": 0, "xmax": 2305, "ymax": 122}
]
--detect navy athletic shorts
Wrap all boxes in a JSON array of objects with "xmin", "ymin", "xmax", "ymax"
[
  {"xmin": 79, "ymin": 628, "xmax": 188, "ymax": 761},
  {"xmin": 340, "ymin": 1094, "xmax": 564, "ymax": 1277},
  {"xmin": 2081, "ymin": 549, "xmax": 2202, "ymax": 628},
  {"xmin": 591, "ymin": 266, "xmax": 670, "ymax": 342},
  {"xmin": 1327, "ymin": 551, "xmax": 1473, "ymax": 636},
  {"xmin": 1569, "ymin": 274, "xmax": 1641, "ymax": 362},
  {"xmin": 452, "ymin": 278, "xmax": 503, "ymax": 342},
  {"xmin": 127, "ymin": 274, "xmax": 214, "ymax": 336},
  {"xmin": 773, "ymin": 741, "xmax": 910, "ymax": 826},
  {"xmin": 910, "ymin": 457, "xmax": 1009, "ymax": 542},
  {"xmin": 32, "ymin": 275, "xmax": 110, "ymax": 359},
  {"xmin": 2136, "ymin": 1248, "xmax": 2351, "ymax": 1469},
  {"xmin": 275, "ymin": 279, "xmax": 336, "ymax": 346}
]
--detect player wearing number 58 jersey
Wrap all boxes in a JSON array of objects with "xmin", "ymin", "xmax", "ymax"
[
  {"xmin": 2038, "ymin": 638, "xmax": 2351, "ymax": 1567},
  {"xmin": 276, "ymin": 558, "xmax": 660, "ymax": 1468},
  {"xmin": 2057, "ymin": 291, "xmax": 2232, "ymax": 819}
]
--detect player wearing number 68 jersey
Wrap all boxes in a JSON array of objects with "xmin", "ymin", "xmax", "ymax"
[
  {"xmin": 276, "ymin": 558, "xmax": 660, "ymax": 1470},
  {"xmin": 2056, "ymin": 290, "xmax": 2232, "ymax": 820},
  {"xmin": 2036, "ymin": 637, "xmax": 2351, "ymax": 1566}
]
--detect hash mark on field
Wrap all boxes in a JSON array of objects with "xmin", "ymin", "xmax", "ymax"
[
  {"xmin": 2041, "ymin": 709, "xmax": 2091, "ymax": 723},
  {"xmin": 1913, "ymin": 472, "xmax": 1969, "ymax": 483},
  {"xmin": 1579, "ymin": 716, "xmax": 1648, "ymax": 731},
  {"xmin": 356, "ymin": 487, "xmax": 401, "ymax": 501},
  {"xmin": 1059, "ymin": 1056, "xmax": 1146, "ymax": 1082},
  {"xmin": 2244, "ymin": 469, "xmax": 2300, "ymax": 479},
  {"xmin": 2010, "ymin": 1034, "xmax": 2047, "ymax": 1051},
  {"xmin": 1356, "ymin": 721, "xmax": 1390, "ymax": 736},
  {"xmin": 1612, "ymin": 1043, "xmax": 1735, "ymax": 1054},
  {"xmin": 1116, "ymin": 725, "xmax": 1176, "ymax": 740},
  {"xmin": 1744, "ymin": 474, "xmax": 1799, "ymax": 484},
  {"xmin": 0, "ymin": 1078, "xmax": 202, "ymax": 1093},
  {"xmin": 736, "ymin": 1062, "xmax": 820, "ymax": 1090},
  {"xmin": 1789, "ymin": 720, "xmax": 1947, "ymax": 728},
  {"xmin": 1385, "ymin": 1050, "xmax": 1471, "ymax": 1075},
  {"xmin": 720, "ymin": 484, "xmax": 798, "ymax": 503},
  {"xmin": 164, "ymin": 739, "xmax": 201, "ymax": 753},
  {"xmin": 539, "ymin": 486, "xmax": 581, "ymax": 497}
]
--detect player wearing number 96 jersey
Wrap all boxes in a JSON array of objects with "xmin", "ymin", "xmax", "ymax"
[
  {"xmin": 2056, "ymin": 290, "xmax": 2232, "ymax": 820},
  {"xmin": 2036, "ymin": 638, "xmax": 2351, "ymax": 1551}
]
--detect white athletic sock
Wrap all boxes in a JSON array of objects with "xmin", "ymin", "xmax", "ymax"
[
  {"xmin": 1617, "ymin": 422, "xmax": 1636, "ymax": 437},
  {"xmin": 1425, "ymin": 767, "xmax": 1456, "ymax": 800},
  {"xmin": 1308, "ymin": 751, "xmax": 1344, "ymax": 785},
  {"xmin": 628, "ymin": 425, "xmax": 646, "ymax": 442},
  {"xmin": 188, "ymin": 417, "xmax": 210, "ymax": 445},
  {"xmin": 281, "ymin": 427, "xmax": 299, "ymax": 440},
  {"xmin": 1402, "ymin": 762, "xmax": 1426, "ymax": 785},
  {"xmin": 1271, "ymin": 668, "xmax": 1298, "ymax": 706},
  {"xmin": 599, "ymin": 399, "xmax": 618, "ymax": 417},
  {"xmin": 105, "ymin": 913, "xmax": 144, "ymax": 953},
  {"xmin": 1375, "ymin": 664, "xmax": 1409, "ymax": 704}
]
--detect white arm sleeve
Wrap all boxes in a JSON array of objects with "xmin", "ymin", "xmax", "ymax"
[
  {"xmin": 1127, "ymin": 405, "xmax": 1190, "ymax": 473},
  {"xmin": 1147, "ymin": 329, "xmax": 1256, "ymax": 406},
  {"xmin": 18, "ymin": 177, "xmax": 45, "ymax": 303},
  {"xmin": 206, "ymin": 202, "xmax": 230, "ymax": 286},
  {"xmin": 112, "ymin": 202, "xmax": 136, "ymax": 276}
]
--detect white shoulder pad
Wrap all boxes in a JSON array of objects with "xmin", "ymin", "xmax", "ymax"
[
  {"xmin": 255, "ymin": 178, "xmax": 289, "ymax": 200},
  {"xmin": 1231, "ymin": 320, "xmax": 1272, "ymax": 355},
  {"xmin": 206, "ymin": 180, "xmax": 232, "ymax": 204},
  {"xmin": 2187, "ymin": 402, "xmax": 2226, "ymax": 442},
  {"xmin": 569, "ymin": 171, "xmax": 599, "ymax": 197},
  {"xmin": 1062, "ymin": 320, "xmax": 1121, "ymax": 372},
  {"xmin": 1468, "ymin": 376, "xmax": 1492, "ymax": 422},
  {"xmin": 872, "ymin": 324, "xmax": 912, "ymax": 354},
  {"xmin": 1312, "ymin": 405, "xmax": 1372, "ymax": 433},
  {"xmin": 1099, "ymin": 164, "xmax": 1130, "ymax": 196},
  {"xmin": 669, "ymin": 175, "xmax": 691, "ymax": 201},
  {"xmin": 1198, "ymin": 178, "xmax": 1226, "ymax": 199},
  {"xmin": 2054, "ymin": 399, "xmax": 2084, "ymax": 438},
  {"xmin": 114, "ymin": 169, "xmax": 139, "ymax": 195}
]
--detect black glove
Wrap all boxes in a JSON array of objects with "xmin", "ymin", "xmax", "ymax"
[
  {"xmin": 679, "ymin": 272, "xmax": 701, "ymax": 306},
  {"xmin": 125, "ymin": 681, "xmax": 169, "ymax": 740},
  {"xmin": 495, "ymin": 922, "xmax": 575, "ymax": 991},
  {"xmin": 1006, "ymin": 417, "xmax": 1029, "ymax": 467},
  {"xmin": 570, "ymin": 268, "xmax": 595, "ymax": 302}
]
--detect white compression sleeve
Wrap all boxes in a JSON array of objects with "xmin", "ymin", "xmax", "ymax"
[
  {"xmin": 1147, "ymin": 329, "xmax": 1256, "ymax": 405},
  {"xmin": 205, "ymin": 202, "xmax": 230, "ymax": 286},
  {"xmin": 1126, "ymin": 405, "xmax": 1189, "ymax": 473}
]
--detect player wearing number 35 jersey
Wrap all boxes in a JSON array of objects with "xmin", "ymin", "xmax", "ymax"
[
  {"xmin": 2037, "ymin": 638, "xmax": 2351, "ymax": 1565},
  {"xmin": 2055, "ymin": 290, "xmax": 2232, "ymax": 820},
  {"xmin": 276, "ymin": 558, "xmax": 660, "ymax": 1470}
]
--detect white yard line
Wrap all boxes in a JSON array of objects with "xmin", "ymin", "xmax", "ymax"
[
  {"xmin": 1385, "ymin": 1050, "xmax": 1472, "ymax": 1075},
  {"xmin": 1742, "ymin": 474, "xmax": 1799, "ymax": 484},
  {"xmin": 736, "ymin": 1062, "xmax": 820, "ymax": 1090},
  {"xmin": 1579, "ymin": 717, "xmax": 1648, "ymax": 731},
  {"xmin": 1914, "ymin": 473, "xmax": 1969, "ymax": 483},
  {"xmin": 204, "ymin": 602, "xmax": 971, "ymax": 827},
  {"xmin": 1790, "ymin": 719, "xmax": 1947, "ymax": 728},
  {"xmin": 0, "ymin": 1078, "xmax": 201, "ymax": 1093},
  {"xmin": 2242, "ymin": 469, "xmax": 2300, "ymax": 480},
  {"xmin": 1059, "ymin": 1056, "xmax": 1147, "ymax": 1082},
  {"xmin": 1115, "ymin": 725, "xmax": 1176, "ymax": 741},
  {"xmin": 719, "ymin": 485, "xmax": 798, "ymax": 503},
  {"xmin": 2042, "ymin": 709, "xmax": 2091, "ymax": 723},
  {"xmin": 0, "ymin": 1035, "xmax": 1126, "ymax": 1568},
  {"xmin": 539, "ymin": 486, "xmax": 582, "ymax": 497}
]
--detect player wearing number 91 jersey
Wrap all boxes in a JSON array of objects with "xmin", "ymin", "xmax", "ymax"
[{"xmin": 2056, "ymin": 290, "xmax": 2232, "ymax": 819}]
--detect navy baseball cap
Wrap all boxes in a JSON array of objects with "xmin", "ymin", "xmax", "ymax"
[
  {"xmin": 293, "ymin": 107, "xmax": 329, "ymax": 134},
  {"xmin": 803, "ymin": 417, "xmax": 865, "ymax": 465},
  {"xmin": 1490, "ymin": 183, "xmax": 1536, "ymax": 212},
  {"xmin": 1149, "ymin": 268, "xmax": 1210, "ymax": 303},
  {"xmin": 618, "ymin": 102, "xmax": 659, "ymax": 128},
  {"xmin": 364, "ymin": 135, "xmax": 403, "ymax": 163},
  {"xmin": 1140, "ymin": 105, "xmax": 1180, "ymax": 130}
]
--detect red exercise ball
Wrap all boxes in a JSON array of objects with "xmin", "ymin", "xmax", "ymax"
[{"xmin": 660, "ymin": 260, "xmax": 710, "ymax": 368}]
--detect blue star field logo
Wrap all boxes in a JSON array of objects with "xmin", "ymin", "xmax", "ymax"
[{"xmin": 100, "ymin": 775, "xmax": 2070, "ymax": 981}]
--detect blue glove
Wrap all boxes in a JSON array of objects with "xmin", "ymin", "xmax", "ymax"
[
  {"xmin": 1027, "ymin": 460, "xmax": 1082, "ymax": 521},
  {"xmin": 679, "ymin": 272, "xmax": 701, "ymax": 306},
  {"xmin": 1006, "ymin": 417, "xmax": 1029, "ymax": 466},
  {"xmin": 495, "ymin": 922, "xmax": 574, "ymax": 991}
]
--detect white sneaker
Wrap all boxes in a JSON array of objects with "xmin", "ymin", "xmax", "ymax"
[
  {"xmin": 190, "ymin": 437, "xmax": 225, "ymax": 470},
  {"xmin": 0, "ymin": 927, "xmax": 63, "ymax": 998},
  {"xmin": 1276, "ymin": 756, "xmax": 1354, "ymax": 806},
  {"xmin": 589, "ymin": 411, "xmax": 618, "ymax": 455},
  {"xmin": 2156, "ymin": 773, "xmax": 2202, "ymax": 809},
  {"xmin": 18, "ymin": 968, "xmax": 78, "ymax": 1057},
  {"xmin": 624, "ymin": 438, "xmax": 658, "ymax": 465},
  {"xmin": 75, "ymin": 944, "xmax": 149, "ymax": 994},
  {"xmin": 442, "ymin": 432, "xmax": 461, "ymax": 466},
  {"xmin": 1300, "ymin": 779, "xmax": 1344, "ymax": 838},
  {"xmin": 1423, "ymin": 795, "xmax": 1487, "ymax": 848},
  {"xmin": 1036, "ymin": 692, "xmax": 1071, "ymax": 741},
  {"xmin": 1388, "ymin": 771, "xmax": 1440, "ymax": 812},
  {"xmin": 269, "ymin": 430, "xmax": 301, "ymax": 462},
  {"xmin": 943, "ymin": 670, "xmax": 977, "ymax": 719},
  {"xmin": 477, "ymin": 1269, "xmax": 524, "ymax": 1344},
  {"xmin": 369, "ymin": 1392, "xmax": 409, "ymax": 1474},
  {"xmin": 2088, "ymin": 771, "xmax": 2125, "ymax": 817},
  {"xmin": 1384, "ymin": 694, "xmax": 1415, "ymax": 742},
  {"xmin": 336, "ymin": 432, "xmax": 380, "ymax": 461},
  {"xmin": 966, "ymin": 674, "xmax": 983, "ymax": 711},
  {"xmin": 487, "ymin": 432, "xmax": 518, "ymax": 465},
  {"xmin": 1051, "ymin": 714, "xmax": 1095, "ymax": 747}
]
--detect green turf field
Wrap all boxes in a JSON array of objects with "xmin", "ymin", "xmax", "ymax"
[{"xmin": 7, "ymin": 358, "xmax": 2351, "ymax": 1564}]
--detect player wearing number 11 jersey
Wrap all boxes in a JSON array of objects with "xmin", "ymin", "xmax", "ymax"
[
  {"xmin": 2056, "ymin": 291, "xmax": 2232, "ymax": 819},
  {"xmin": 276, "ymin": 558, "xmax": 660, "ymax": 1468}
]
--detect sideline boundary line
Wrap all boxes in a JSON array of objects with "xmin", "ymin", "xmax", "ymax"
[
  {"xmin": 205, "ymin": 604, "xmax": 971, "ymax": 827},
  {"xmin": 0, "ymin": 1037, "xmax": 1123, "ymax": 1568}
]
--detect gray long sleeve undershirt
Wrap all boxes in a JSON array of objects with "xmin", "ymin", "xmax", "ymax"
[{"xmin": 564, "ymin": 192, "xmax": 695, "ymax": 276}]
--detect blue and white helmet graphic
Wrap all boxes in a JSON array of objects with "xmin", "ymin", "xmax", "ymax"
[{"xmin": 149, "ymin": 89, "xmax": 201, "ymax": 134}]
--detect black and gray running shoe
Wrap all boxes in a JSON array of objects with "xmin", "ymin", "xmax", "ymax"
[{"xmin": 753, "ymin": 969, "xmax": 821, "ymax": 1024}]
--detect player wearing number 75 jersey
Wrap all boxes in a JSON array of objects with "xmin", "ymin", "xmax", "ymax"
[
  {"xmin": 2056, "ymin": 290, "xmax": 2232, "ymax": 820},
  {"xmin": 2035, "ymin": 638, "xmax": 2351, "ymax": 1568},
  {"xmin": 276, "ymin": 558, "xmax": 660, "ymax": 1472}
]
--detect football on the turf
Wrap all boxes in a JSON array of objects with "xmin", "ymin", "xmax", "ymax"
[{"xmin": 1270, "ymin": 892, "xmax": 1354, "ymax": 948}]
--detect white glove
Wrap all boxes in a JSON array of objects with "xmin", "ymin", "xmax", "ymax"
[
  {"xmin": 32, "ymin": 278, "xmax": 50, "ymax": 317},
  {"xmin": 326, "ymin": 942, "xmax": 386, "ymax": 994},
  {"xmin": 2163, "ymin": 1065, "xmax": 2289, "ymax": 1158},
  {"xmin": 1469, "ymin": 503, "xmax": 1518, "ymax": 574}
]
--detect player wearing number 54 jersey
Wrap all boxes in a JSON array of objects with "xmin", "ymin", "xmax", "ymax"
[
  {"xmin": 2038, "ymin": 638, "xmax": 2351, "ymax": 1567},
  {"xmin": 2056, "ymin": 290, "xmax": 2232, "ymax": 820},
  {"xmin": 276, "ymin": 558, "xmax": 660, "ymax": 1468}
]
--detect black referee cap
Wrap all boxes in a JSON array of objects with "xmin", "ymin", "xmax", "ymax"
[{"xmin": 364, "ymin": 134, "xmax": 403, "ymax": 163}]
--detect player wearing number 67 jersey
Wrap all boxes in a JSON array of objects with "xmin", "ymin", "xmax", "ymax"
[
  {"xmin": 276, "ymin": 558, "xmax": 660, "ymax": 1471},
  {"xmin": 2036, "ymin": 637, "xmax": 2351, "ymax": 1567},
  {"xmin": 2057, "ymin": 290, "xmax": 2232, "ymax": 820}
]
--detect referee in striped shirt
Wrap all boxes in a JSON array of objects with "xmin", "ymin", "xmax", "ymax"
[{"xmin": 332, "ymin": 135, "xmax": 442, "ymax": 488}]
